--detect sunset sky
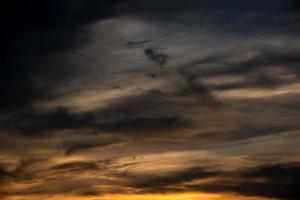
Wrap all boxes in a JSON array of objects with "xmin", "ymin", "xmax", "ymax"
[{"xmin": 1, "ymin": 1, "xmax": 300, "ymax": 200}]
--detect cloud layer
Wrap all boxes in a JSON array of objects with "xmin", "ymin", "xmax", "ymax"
[{"xmin": 1, "ymin": 1, "xmax": 300, "ymax": 200}]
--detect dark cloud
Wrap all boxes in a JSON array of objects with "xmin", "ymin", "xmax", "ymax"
[
  {"xmin": 90, "ymin": 91, "xmax": 194, "ymax": 135},
  {"xmin": 50, "ymin": 161, "xmax": 99, "ymax": 172},
  {"xmin": 176, "ymin": 67, "xmax": 217, "ymax": 106},
  {"xmin": 0, "ymin": 0, "xmax": 124, "ymax": 112},
  {"xmin": 0, "ymin": 108, "xmax": 93, "ymax": 135},
  {"xmin": 134, "ymin": 163, "xmax": 300, "ymax": 199},
  {"xmin": 0, "ymin": 159, "xmax": 111, "ymax": 197},
  {"xmin": 0, "ymin": 158, "xmax": 44, "ymax": 185},
  {"xmin": 144, "ymin": 48, "xmax": 170, "ymax": 65},
  {"xmin": 99, "ymin": 116, "xmax": 187, "ymax": 133},
  {"xmin": 0, "ymin": 93, "xmax": 190, "ymax": 135},
  {"xmin": 2, "ymin": 0, "xmax": 124, "ymax": 57},
  {"xmin": 1, "ymin": 1, "xmax": 300, "ymax": 199},
  {"xmin": 205, "ymin": 50, "xmax": 300, "ymax": 77},
  {"xmin": 0, "ymin": 166, "xmax": 9, "ymax": 183},
  {"xmin": 119, "ymin": 0, "xmax": 300, "ymax": 35},
  {"xmin": 247, "ymin": 94, "xmax": 300, "ymax": 111},
  {"xmin": 1, "ymin": 0, "xmax": 299, "ymax": 112},
  {"xmin": 197, "ymin": 124, "xmax": 299, "ymax": 142},
  {"xmin": 209, "ymin": 75, "xmax": 287, "ymax": 91},
  {"xmin": 125, "ymin": 40, "xmax": 151, "ymax": 49},
  {"xmin": 78, "ymin": 189, "xmax": 102, "ymax": 196},
  {"xmin": 122, "ymin": 0, "xmax": 293, "ymax": 15},
  {"xmin": 176, "ymin": 49, "xmax": 300, "ymax": 93},
  {"xmin": 63, "ymin": 138, "xmax": 121, "ymax": 155},
  {"xmin": 194, "ymin": 164, "xmax": 300, "ymax": 200},
  {"xmin": 135, "ymin": 167, "xmax": 220, "ymax": 190}
]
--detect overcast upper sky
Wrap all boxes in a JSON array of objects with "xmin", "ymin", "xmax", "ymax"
[{"xmin": 1, "ymin": 1, "xmax": 300, "ymax": 200}]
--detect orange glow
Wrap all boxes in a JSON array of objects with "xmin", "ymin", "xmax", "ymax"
[{"xmin": 3, "ymin": 192, "xmax": 277, "ymax": 200}]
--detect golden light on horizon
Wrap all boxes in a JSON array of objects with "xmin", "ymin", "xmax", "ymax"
[{"xmin": 3, "ymin": 192, "xmax": 277, "ymax": 200}]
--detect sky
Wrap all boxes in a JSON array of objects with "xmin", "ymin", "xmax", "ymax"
[{"xmin": 1, "ymin": 1, "xmax": 300, "ymax": 200}]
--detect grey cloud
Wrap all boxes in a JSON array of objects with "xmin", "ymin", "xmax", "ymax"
[
  {"xmin": 197, "ymin": 124, "xmax": 299, "ymax": 143},
  {"xmin": 98, "ymin": 116, "xmax": 188, "ymax": 134},
  {"xmin": 176, "ymin": 50, "xmax": 300, "ymax": 93},
  {"xmin": 199, "ymin": 50, "xmax": 300, "ymax": 77},
  {"xmin": 0, "ymin": 159, "xmax": 112, "ymax": 196},
  {"xmin": 135, "ymin": 167, "xmax": 220, "ymax": 190},
  {"xmin": 192, "ymin": 164, "xmax": 300, "ymax": 200},
  {"xmin": 1, "ymin": 1, "xmax": 300, "ymax": 199},
  {"xmin": 0, "ymin": 92, "xmax": 191, "ymax": 136},
  {"xmin": 125, "ymin": 40, "xmax": 151, "ymax": 49},
  {"xmin": 144, "ymin": 48, "xmax": 170, "ymax": 65},
  {"xmin": 0, "ymin": 108, "xmax": 93, "ymax": 135},
  {"xmin": 176, "ymin": 67, "xmax": 218, "ymax": 107},
  {"xmin": 63, "ymin": 138, "xmax": 121, "ymax": 155},
  {"xmin": 1, "ymin": 0, "xmax": 124, "ymax": 112},
  {"xmin": 133, "ymin": 163, "xmax": 300, "ymax": 199},
  {"xmin": 119, "ymin": 0, "xmax": 300, "ymax": 36}
]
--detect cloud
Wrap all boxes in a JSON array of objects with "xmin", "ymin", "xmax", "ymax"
[
  {"xmin": 125, "ymin": 40, "xmax": 151, "ymax": 49},
  {"xmin": 193, "ymin": 164, "xmax": 300, "ymax": 199},
  {"xmin": 178, "ymin": 50, "xmax": 300, "ymax": 93},
  {"xmin": 201, "ymin": 50, "xmax": 300, "ymax": 77},
  {"xmin": 144, "ymin": 48, "xmax": 170, "ymax": 65},
  {"xmin": 0, "ymin": 93, "xmax": 190, "ymax": 136},
  {"xmin": 63, "ymin": 137, "xmax": 121, "ymax": 155},
  {"xmin": 50, "ymin": 161, "xmax": 99, "ymax": 172},
  {"xmin": 0, "ymin": 159, "xmax": 113, "ymax": 196},
  {"xmin": 133, "ymin": 163, "xmax": 300, "ymax": 199},
  {"xmin": 135, "ymin": 167, "xmax": 220, "ymax": 190},
  {"xmin": 119, "ymin": 0, "xmax": 300, "ymax": 35},
  {"xmin": 0, "ymin": 108, "xmax": 93, "ymax": 135},
  {"xmin": 1, "ymin": 0, "xmax": 124, "ymax": 112},
  {"xmin": 198, "ymin": 124, "xmax": 298, "ymax": 142},
  {"xmin": 176, "ymin": 66, "xmax": 218, "ymax": 107},
  {"xmin": 1, "ymin": 1, "xmax": 300, "ymax": 199},
  {"xmin": 98, "ymin": 116, "xmax": 188, "ymax": 133},
  {"xmin": 0, "ymin": 166, "xmax": 9, "ymax": 183},
  {"xmin": 0, "ymin": 158, "xmax": 44, "ymax": 185}
]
